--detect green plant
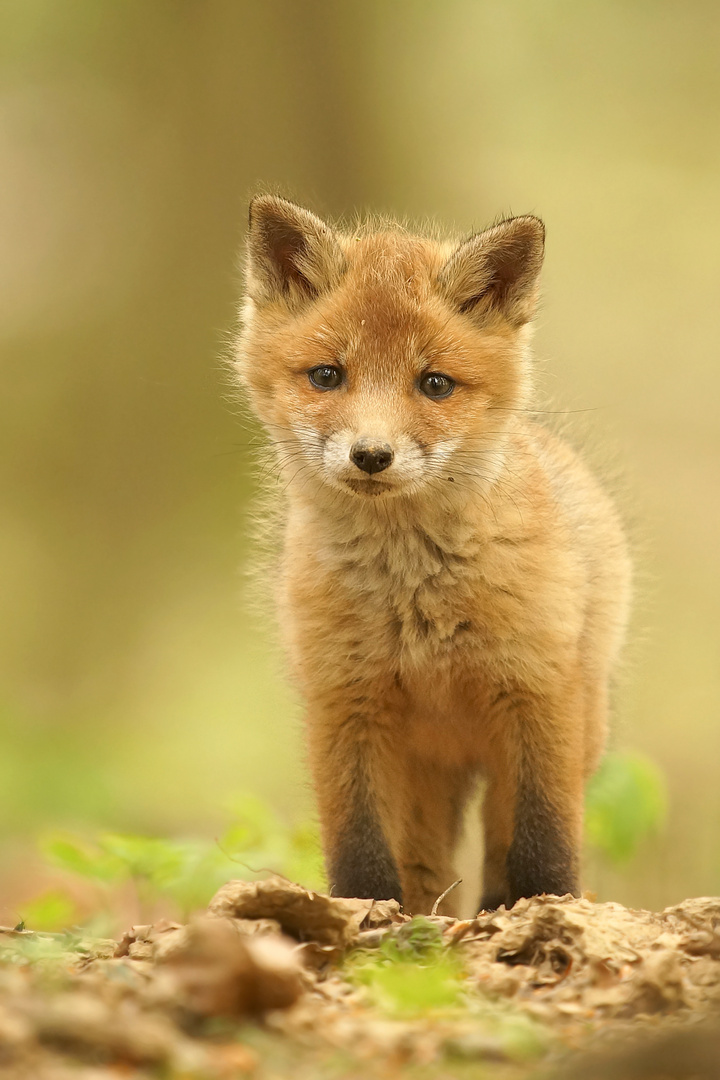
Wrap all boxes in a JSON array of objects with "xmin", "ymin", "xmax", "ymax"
[
  {"xmin": 345, "ymin": 918, "xmax": 548, "ymax": 1060},
  {"xmin": 24, "ymin": 794, "xmax": 324, "ymax": 930},
  {"xmin": 347, "ymin": 918, "xmax": 466, "ymax": 1016},
  {"xmin": 585, "ymin": 751, "xmax": 667, "ymax": 864}
]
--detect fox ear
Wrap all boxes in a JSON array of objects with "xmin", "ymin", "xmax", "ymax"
[
  {"xmin": 438, "ymin": 216, "xmax": 545, "ymax": 326},
  {"xmin": 246, "ymin": 195, "xmax": 345, "ymax": 308}
]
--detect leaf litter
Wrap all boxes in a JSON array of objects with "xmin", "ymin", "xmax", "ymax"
[{"xmin": 2, "ymin": 879, "xmax": 720, "ymax": 1078}]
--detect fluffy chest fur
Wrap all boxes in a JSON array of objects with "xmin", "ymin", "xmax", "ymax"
[
  {"xmin": 279, "ymin": 464, "xmax": 588, "ymax": 715},
  {"xmin": 327, "ymin": 516, "xmax": 480, "ymax": 649}
]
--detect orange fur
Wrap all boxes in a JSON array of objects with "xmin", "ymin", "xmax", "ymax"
[{"xmin": 234, "ymin": 196, "xmax": 631, "ymax": 915}]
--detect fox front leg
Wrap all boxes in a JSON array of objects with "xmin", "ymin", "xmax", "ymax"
[
  {"xmin": 328, "ymin": 778, "xmax": 403, "ymax": 902},
  {"xmin": 480, "ymin": 687, "xmax": 583, "ymax": 910},
  {"xmin": 306, "ymin": 710, "xmax": 403, "ymax": 903},
  {"xmin": 506, "ymin": 776, "xmax": 580, "ymax": 905}
]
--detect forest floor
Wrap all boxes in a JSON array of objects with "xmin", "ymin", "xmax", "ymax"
[{"xmin": 1, "ymin": 879, "xmax": 720, "ymax": 1079}]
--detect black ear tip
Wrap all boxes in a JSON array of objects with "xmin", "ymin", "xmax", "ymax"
[
  {"xmin": 508, "ymin": 214, "xmax": 545, "ymax": 242},
  {"xmin": 527, "ymin": 214, "xmax": 545, "ymax": 234},
  {"xmin": 527, "ymin": 215, "xmax": 546, "ymax": 241},
  {"xmin": 248, "ymin": 193, "xmax": 297, "ymax": 228},
  {"xmin": 504, "ymin": 216, "xmax": 545, "ymax": 261}
]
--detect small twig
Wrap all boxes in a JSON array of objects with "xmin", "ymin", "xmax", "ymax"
[
  {"xmin": 431, "ymin": 878, "xmax": 463, "ymax": 917},
  {"xmin": 213, "ymin": 838, "xmax": 292, "ymax": 881}
]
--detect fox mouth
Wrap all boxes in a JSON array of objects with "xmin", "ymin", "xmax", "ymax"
[{"xmin": 343, "ymin": 476, "xmax": 393, "ymax": 496}]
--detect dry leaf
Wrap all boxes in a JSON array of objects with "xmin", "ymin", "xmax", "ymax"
[
  {"xmin": 159, "ymin": 916, "xmax": 302, "ymax": 1018},
  {"xmin": 208, "ymin": 876, "xmax": 373, "ymax": 946}
]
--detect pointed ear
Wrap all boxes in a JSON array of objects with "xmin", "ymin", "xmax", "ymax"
[
  {"xmin": 245, "ymin": 195, "xmax": 346, "ymax": 308},
  {"xmin": 438, "ymin": 216, "xmax": 545, "ymax": 326}
]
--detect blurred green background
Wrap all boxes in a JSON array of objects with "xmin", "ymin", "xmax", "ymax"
[{"xmin": 1, "ymin": 0, "xmax": 719, "ymax": 923}]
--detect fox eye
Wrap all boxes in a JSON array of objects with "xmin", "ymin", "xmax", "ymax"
[
  {"xmin": 308, "ymin": 365, "xmax": 343, "ymax": 390},
  {"xmin": 419, "ymin": 372, "xmax": 455, "ymax": 399}
]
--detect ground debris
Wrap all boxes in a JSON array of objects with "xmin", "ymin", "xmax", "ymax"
[
  {"xmin": 1, "ymin": 891, "xmax": 720, "ymax": 1077},
  {"xmin": 208, "ymin": 875, "xmax": 406, "ymax": 947},
  {"xmin": 158, "ymin": 915, "xmax": 303, "ymax": 1017}
]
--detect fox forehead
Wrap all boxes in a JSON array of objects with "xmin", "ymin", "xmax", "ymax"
[
  {"xmin": 291, "ymin": 233, "xmax": 480, "ymax": 378},
  {"xmin": 338, "ymin": 231, "xmax": 450, "ymax": 325},
  {"xmin": 339, "ymin": 229, "xmax": 450, "ymax": 289}
]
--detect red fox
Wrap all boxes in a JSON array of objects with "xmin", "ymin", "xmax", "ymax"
[{"xmin": 234, "ymin": 195, "xmax": 632, "ymax": 915}]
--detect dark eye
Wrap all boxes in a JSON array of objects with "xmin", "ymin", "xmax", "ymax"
[
  {"xmin": 419, "ymin": 372, "xmax": 455, "ymax": 399},
  {"xmin": 308, "ymin": 365, "xmax": 343, "ymax": 390}
]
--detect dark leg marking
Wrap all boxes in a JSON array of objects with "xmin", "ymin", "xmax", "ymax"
[
  {"xmin": 506, "ymin": 781, "xmax": 578, "ymax": 906},
  {"xmin": 328, "ymin": 785, "xmax": 402, "ymax": 903}
]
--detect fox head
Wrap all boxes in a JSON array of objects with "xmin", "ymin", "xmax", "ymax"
[{"xmin": 235, "ymin": 196, "xmax": 544, "ymax": 504}]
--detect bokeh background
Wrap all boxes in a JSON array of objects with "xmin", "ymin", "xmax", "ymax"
[{"xmin": 2, "ymin": 0, "xmax": 719, "ymax": 923}]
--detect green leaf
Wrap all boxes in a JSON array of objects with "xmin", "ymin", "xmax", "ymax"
[
  {"xmin": 585, "ymin": 751, "xmax": 667, "ymax": 864},
  {"xmin": 98, "ymin": 833, "xmax": 186, "ymax": 884},
  {"xmin": 40, "ymin": 834, "xmax": 126, "ymax": 883},
  {"xmin": 364, "ymin": 956, "xmax": 463, "ymax": 1015},
  {"xmin": 20, "ymin": 889, "xmax": 79, "ymax": 932},
  {"xmin": 286, "ymin": 821, "xmax": 325, "ymax": 891},
  {"xmin": 35, "ymin": 796, "xmax": 328, "ymax": 925}
]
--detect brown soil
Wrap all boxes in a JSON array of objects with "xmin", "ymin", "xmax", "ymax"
[{"xmin": 1, "ymin": 880, "xmax": 720, "ymax": 1079}]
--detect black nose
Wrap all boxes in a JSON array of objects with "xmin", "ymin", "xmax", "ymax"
[{"xmin": 350, "ymin": 440, "xmax": 394, "ymax": 475}]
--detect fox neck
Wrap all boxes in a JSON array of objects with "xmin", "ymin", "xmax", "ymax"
[{"xmin": 283, "ymin": 448, "xmax": 513, "ymax": 562}]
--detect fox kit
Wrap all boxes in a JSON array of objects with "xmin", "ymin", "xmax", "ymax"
[{"xmin": 234, "ymin": 195, "xmax": 631, "ymax": 915}]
